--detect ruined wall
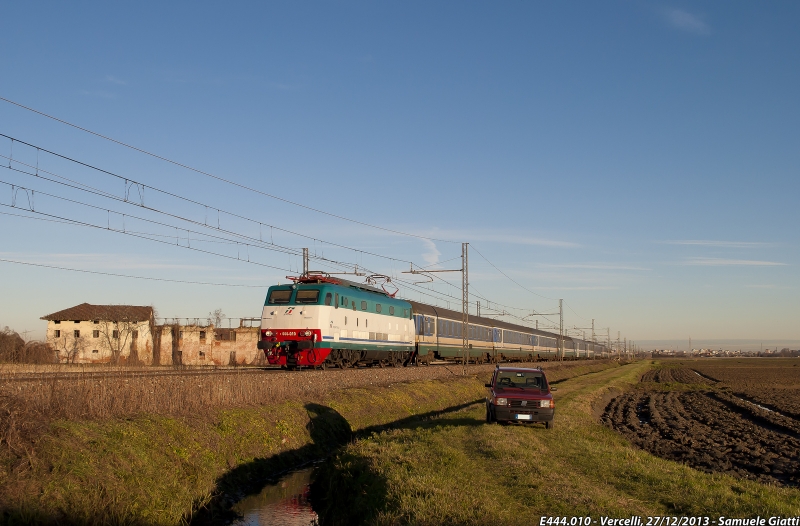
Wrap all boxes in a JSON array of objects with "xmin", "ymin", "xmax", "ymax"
[
  {"xmin": 45, "ymin": 321, "xmax": 260, "ymax": 366},
  {"xmin": 153, "ymin": 325, "xmax": 261, "ymax": 366}
]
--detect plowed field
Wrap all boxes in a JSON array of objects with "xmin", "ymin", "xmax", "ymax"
[
  {"xmin": 603, "ymin": 360, "xmax": 800, "ymax": 487},
  {"xmin": 693, "ymin": 360, "xmax": 800, "ymax": 418}
]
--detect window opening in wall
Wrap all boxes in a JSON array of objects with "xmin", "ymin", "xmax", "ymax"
[
  {"xmin": 92, "ymin": 349, "xmax": 98, "ymax": 354},
  {"xmin": 73, "ymin": 330, "xmax": 80, "ymax": 338},
  {"xmin": 54, "ymin": 330, "xmax": 60, "ymax": 338},
  {"xmin": 93, "ymin": 320, "xmax": 99, "ymax": 324},
  {"xmin": 132, "ymin": 330, "xmax": 138, "ymax": 340},
  {"xmin": 200, "ymin": 331, "xmax": 206, "ymax": 341},
  {"xmin": 54, "ymin": 320, "xmax": 60, "ymax": 324},
  {"xmin": 361, "ymin": 301, "xmax": 367, "ymax": 310},
  {"xmin": 112, "ymin": 330, "xmax": 119, "ymax": 339},
  {"xmin": 74, "ymin": 320, "xmax": 80, "ymax": 324},
  {"xmin": 199, "ymin": 351, "xmax": 206, "ymax": 357},
  {"xmin": 179, "ymin": 331, "xmax": 184, "ymax": 339},
  {"xmin": 93, "ymin": 330, "xmax": 99, "ymax": 338}
]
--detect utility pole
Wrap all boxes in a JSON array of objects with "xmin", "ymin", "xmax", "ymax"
[
  {"xmin": 476, "ymin": 300, "xmax": 480, "ymax": 317},
  {"xmin": 617, "ymin": 331, "xmax": 621, "ymax": 359},
  {"xmin": 559, "ymin": 299, "xmax": 564, "ymax": 361},
  {"xmin": 536, "ymin": 320, "xmax": 538, "ymax": 330},
  {"xmin": 462, "ymin": 242, "xmax": 469, "ymax": 371},
  {"xmin": 607, "ymin": 328, "xmax": 610, "ymax": 355},
  {"xmin": 592, "ymin": 319, "xmax": 595, "ymax": 343},
  {"xmin": 302, "ymin": 248, "xmax": 309, "ymax": 276}
]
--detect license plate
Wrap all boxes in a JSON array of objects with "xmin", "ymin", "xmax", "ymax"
[{"xmin": 515, "ymin": 414, "xmax": 532, "ymax": 420}]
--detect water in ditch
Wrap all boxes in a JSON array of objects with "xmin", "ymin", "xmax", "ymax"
[{"xmin": 231, "ymin": 467, "xmax": 318, "ymax": 526}]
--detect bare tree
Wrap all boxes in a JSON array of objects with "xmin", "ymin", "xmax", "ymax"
[
  {"xmin": 95, "ymin": 306, "xmax": 148, "ymax": 365},
  {"xmin": 51, "ymin": 331, "xmax": 88, "ymax": 364},
  {"xmin": 207, "ymin": 309, "xmax": 226, "ymax": 327}
]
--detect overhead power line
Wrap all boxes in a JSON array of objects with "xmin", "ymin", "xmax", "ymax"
[
  {"xmin": 0, "ymin": 101, "xmax": 589, "ymax": 322},
  {"xmin": 470, "ymin": 244, "xmax": 558, "ymax": 301},
  {"xmin": 0, "ymin": 96, "xmax": 459, "ymax": 244},
  {"xmin": 0, "ymin": 258, "xmax": 270, "ymax": 288}
]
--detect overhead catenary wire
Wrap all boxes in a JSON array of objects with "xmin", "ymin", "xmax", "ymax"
[
  {"xmin": 0, "ymin": 258, "xmax": 272, "ymax": 288},
  {"xmin": 0, "ymin": 141, "xmax": 420, "ymax": 267},
  {"xmin": 0, "ymin": 97, "xmax": 460, "ymax": 244},
  {"xmin": 0, "ymin": 141, "xmax": 560, "ymax": 320},
  {"xmin": 0, "ymin": 103, "xmax": 600, "ymax": 328}
]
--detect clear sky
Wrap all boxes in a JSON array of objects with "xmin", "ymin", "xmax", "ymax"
[{"xmin": 0, "ymin": 1, "xmax": 797, "ymax": 345}]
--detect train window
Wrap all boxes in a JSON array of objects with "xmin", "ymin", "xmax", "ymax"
[
  {"xmin": 376, "ymin": 304, "xmax": 382, "ymax": 313},
  {"xmin": 267, "ymin": 289, "xmax": 292, "ymax": 304},
  {"xmin": 324, "ymin": 293, "xmax": 332, "ymax": 306},
  {"xmin": 361, "ymin": 301, "xmax": 367, "ymax": 310},
  {"xmin": 352, "ymin": 302, "xmax": 356, "ymax": 311},
  {"xmin": 335, "ymin": 293, "xmax": 339, "ymax": 309},
  {"xmin": 389, "ymin": 306, "xmax": 394, "ymax": 315},
  {"xmin": 296, "ymin": 290, "xmax": 320, "ymax": 304},
  {"xmin": 405, "ymin": 309, "xmax": 410, "ymax": 319}
]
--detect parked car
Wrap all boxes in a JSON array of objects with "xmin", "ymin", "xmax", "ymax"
[{"xmin": 485, "ymin": 366, "xmax": 556, "ymax": 428}]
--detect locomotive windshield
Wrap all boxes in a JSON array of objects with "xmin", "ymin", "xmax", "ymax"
[
  {"xmin": 267, "ymin": 290, "xmax": 292, "ymax": 304},
  {"xmin": 295, "ymin": 289, "xmax": 320, "ymax": 304}
]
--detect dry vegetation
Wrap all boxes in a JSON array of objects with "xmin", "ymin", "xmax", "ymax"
[
  {"xmin": 0, "ymin": 328, "xmax": 53, "ymax": 365},
  {"xmin": 0, "ymin": 359, "xmax": 623, "ymax": 524}
]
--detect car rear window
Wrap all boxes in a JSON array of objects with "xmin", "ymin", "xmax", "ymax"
[
  {"xmin": 295, "ymin": 289, "xmax": 321, "ymax": 304},
  {"xmin": 496, "ymin": 371, "xmax": 546, "ymax": 389},
  {"xmin": 267, "ymin": 290, "xmax": 292, "ymax": 304}
]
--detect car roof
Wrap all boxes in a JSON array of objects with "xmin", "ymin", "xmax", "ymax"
[{"xmin": 495, "ymin": 366, "xmax": 545, "ymax": 373}]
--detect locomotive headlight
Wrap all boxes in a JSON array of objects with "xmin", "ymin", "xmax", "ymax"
[
  {"xmin": 540, "ymin": 400, "xmax": 551, "ymax": 408},
  {"xmin": 495, "ymin": 397, "xmax": 508, "ymax": 406},
  {"xmin": 264, "ymin": 331, "xmax": 273, "ymax": 337},
  {"xmin": 303, "ymin": 330, "xmax": 312, "ymax": 336}
]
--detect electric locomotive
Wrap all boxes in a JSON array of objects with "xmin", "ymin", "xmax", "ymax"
[{"xmin": 258, "ymin": 274, "xmax": 414, "ymax": 369}]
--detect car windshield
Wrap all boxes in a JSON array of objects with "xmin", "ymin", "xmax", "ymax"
[{"xmin": 495, "ymin": 371, "xmax": 546, "ymax": 390}]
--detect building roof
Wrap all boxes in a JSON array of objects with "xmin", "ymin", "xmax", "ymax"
[{"xmin": 41, "ymin": 303, "xmax": 153, "ymax": 322}]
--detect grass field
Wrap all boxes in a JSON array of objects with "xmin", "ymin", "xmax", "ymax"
[{"xmin": 315, "ymin": 361, "xmax": 800, "ymax": 525}]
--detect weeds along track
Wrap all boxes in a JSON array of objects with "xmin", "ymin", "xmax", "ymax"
[
  {"xmin": 603, "ymin": 363, "xmax": 800, "ymax": 487},
  {"xmin": 0, "ymin": 360, "xmax": 618, "ymax": 459}
]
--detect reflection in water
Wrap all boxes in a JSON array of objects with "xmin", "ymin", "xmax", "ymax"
[{"xmin": 232, "ymin": 468, "xmax": 317, "ymax": 526}]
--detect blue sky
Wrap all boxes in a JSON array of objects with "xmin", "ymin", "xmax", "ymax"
[{"xmin": 0, "ymin": 1, "xmax": 797, "ymax": 346}]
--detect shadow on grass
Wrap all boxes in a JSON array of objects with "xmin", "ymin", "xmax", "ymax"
[{"xmin": 189, "ymin": 398, "xmax": 485, "ymax": 525}]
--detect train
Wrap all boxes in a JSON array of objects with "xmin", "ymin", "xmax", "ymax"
[{"xmin": 257, "ymin": 273, "xmax": 610, "ymax": 369}]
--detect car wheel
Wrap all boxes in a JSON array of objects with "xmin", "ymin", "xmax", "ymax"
[{"xmin": 545, "ymin": 420, "xmax": 554, "ymax": 430}]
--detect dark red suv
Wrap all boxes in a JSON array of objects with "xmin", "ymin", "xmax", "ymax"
[{"xmin": 485, "ymin": 366, "xmax": 556, "ymax": 428}]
